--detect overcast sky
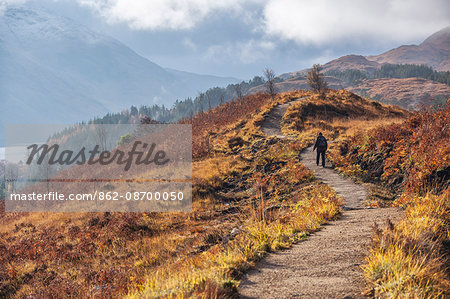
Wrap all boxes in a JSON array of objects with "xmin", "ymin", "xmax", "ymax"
[{"xmin": 3, "ymin": 0, "xmax": 450, "ymax": 79}]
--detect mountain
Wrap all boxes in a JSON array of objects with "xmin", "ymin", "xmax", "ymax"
[
  {"xmin": 322, "ymin": 55, "xmax": 380, "ymax": 74},
  {"xmin": 278, "ymin": 26, "xmax": 450, "ymax": 109},
  {"xmin": 366, "ymin": 26, "xmax": 450, "ymax": 71},
  {"xmin": 0, "ymin": 7, "xmax": 237, "ymax": 145},
  {"xmin": 315, "ymin": 26, "xmax": 450, "ymax": 73}
]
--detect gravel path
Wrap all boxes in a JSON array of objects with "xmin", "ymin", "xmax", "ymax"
[{"xmin": 239, "ymin": 100, "xmax": 402, "ymax": 299}]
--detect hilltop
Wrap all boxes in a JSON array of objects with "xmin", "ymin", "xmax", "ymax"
[{"xmin": 323, "ymin": 55, "xmax": 380, "ymax": 74}]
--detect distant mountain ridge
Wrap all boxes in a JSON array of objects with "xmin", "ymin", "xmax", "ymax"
[
  {"xmin": 279, "ymin": 26, "xmax": 450, "ymax": 109},
  {"xmin": 320, "ymin": 26, "xmax": 450, "ymax": 73},
  {"xmin": 0, "ymin": 6, "xmax": 237, "ymax": 145},
  {"xmin": 366, "ymin": 26, "xmax": 450, "ymax": 71}
]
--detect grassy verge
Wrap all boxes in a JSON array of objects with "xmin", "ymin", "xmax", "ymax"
[
  {"xmin": 364, "ymin": 191, "xmax": 449, "ymax": 297},
  {"xmin": 327, "ymin": 102, "xmax": 449, "ymax": 298},
  {"xmin": 127, "ymin": 182, "xmax": 340, "ymax": 298},
  {"xmin": 127, "ymin": 132, "xmax": 342, "ymax": 297}
]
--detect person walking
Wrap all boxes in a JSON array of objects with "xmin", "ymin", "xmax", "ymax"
[{"xmin": 313, "ymin": 132, "xmax": 327, "ymax": 167}]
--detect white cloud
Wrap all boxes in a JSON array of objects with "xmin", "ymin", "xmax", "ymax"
[
  {"xmin": 0, "ymin": 0, "xmax": 28, "ymax": 4},
  {"xmin": 0, "ymin": 0, "xmax": 28, "ymax": 14},
  {"xmin": 263, "ymin": 0, "xmax": 450, "ymax": 45},
  {"xmin": 77, "ymin": 0, "xmax": 252, "ymax": 30},
  {"xmin": 206, "ymin": 39, "xmax": 276, "ymax": 64},
  {"xmin": 8, "ymin": 0, "xmax": 445, "ymax": 47},
  {"xmin": 183, "ymin": 38, "xmax": 197, "ymax": 51}
]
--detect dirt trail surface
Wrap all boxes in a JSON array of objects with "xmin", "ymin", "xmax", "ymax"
[
  {"xmin": 261, "ymin": 100, "xmax": 301, "ymax": 138},
  {"xmin": 239, "ymin": 100, "xmax": 402, "ymax": 298}
]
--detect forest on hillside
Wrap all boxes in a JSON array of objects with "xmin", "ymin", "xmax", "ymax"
[{"xmin": 89, "ymin": 76, "xmax": 266, "ymax": 125}]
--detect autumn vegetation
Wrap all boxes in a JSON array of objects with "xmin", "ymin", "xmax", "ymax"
[
  {"xmin": 1, "ymin": 87, "xmax": 447, "ymax": 298},
  {"xmin": 1, "ymin": 89, "xmax": 340, "ymax": 298},
  {"xmin": 275, "ymin": 90, "xmax": 449, "ymax": 297},
  {"xmin": 328, "ymin": 102, "xmax": 449, "ymax": 297}
]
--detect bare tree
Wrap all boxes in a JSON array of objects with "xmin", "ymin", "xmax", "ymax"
[
  {"xmin": 263, "ymin": 67, "xmax": 277, "ymax": 100},
  {"xmin": 263, "ymin": 68, "xmax": 276, "ymax": 98},
  {"xmin": 307, "ymin": 64, "xmax": 328, "ymax": 93}
]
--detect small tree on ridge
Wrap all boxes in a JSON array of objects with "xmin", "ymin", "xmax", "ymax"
[
  {"xmin": 263, "ymin": 67, "xmax": 277, "ymax": 100},
  {"xmin": 307, "ymin": 64, "xmax": 328, "ymax": 92}
]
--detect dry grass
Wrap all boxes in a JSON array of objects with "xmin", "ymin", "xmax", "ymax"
[
  {"xmin": 4, "ymin": 88, "xmax": 428, "ymax": 298},
  {"xmin": 364, "ymin": 191, "xmax": 449, "ymax": 298},
  {"xmin": 127, "ymin": 183, "xmax": 341, "ymax": 298},
  {"xmin": 329, "ymin": 103, "xmax": 450, "ymax": 195},
  {"xmin": 282, "ymin": 89, "xmax": 407, "ymax": 136},
  {"xmin": 281, "ymin": 92, "xmax": 449, "ymax": 297},
  {"xmin": 279, "ymin": 90, "xmax": 408, "ymax": 154},
  {"xmin": 0, "ymin": 90, "xmax": 341, "ymax": 298},
  {"xmin": 203, "ymin": 89, "xmax": 311, "ymax": 157},
  {"xmin": 325, "ymin": 101, "xmax": 449, "ymax": 298},
  {"xmin": 329, "ymin": 118, "xmax": 405, "ymax": 138}
]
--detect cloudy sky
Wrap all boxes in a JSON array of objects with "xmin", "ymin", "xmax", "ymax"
[{"xmin": 3, "ymin": 0, "xmax": 450, "ymax": 79}]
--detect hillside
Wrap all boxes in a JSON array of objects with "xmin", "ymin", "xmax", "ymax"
[
  {"xmin": 349, "ymin": 78, "xmax": 450, "ymax": 109},
  {"xmin": 0, "ymin": 6, "xmax": 237, "ymax": 145},
  {"xmin": 0, "ymin": 90, "xmax": 409, "ymax": 297},
  {"xmin": 284, "ymin": 26, "xmax": 450, "ymax": 79},
  {"xmin": 247, "ymin": 76, "xmax": 344, "ymax": 94},
  {"xmin": 248, "ymin": 75, "xmax": 448, "ymax": 110}
]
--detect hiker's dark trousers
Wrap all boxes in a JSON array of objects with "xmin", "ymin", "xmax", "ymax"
[{"xmin": 316, "ymin": 150, "xmax": 326, "ymax": 167}]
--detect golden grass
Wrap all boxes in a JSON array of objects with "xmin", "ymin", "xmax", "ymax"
[
  {"xmin": 323, "ymin": 102, "xmax": 449, "ymax": 298},
  {"xmin": 329, "ymin": 117, "xmax": 404, "ymax": 139},
  {"xmin": 364, "ymin": 190, "xmax": 449, "ymax": 298},
  {"xmin": 127, "ymin": 183, "xmax": 341, "ymax": 298},
  {"xmin": 282, "ymin": 90, "xmax": 408, "ymax": 140},
  {"xmin": 1, "ymin": 102, "xmax": 341, "ymax": 298},
  {"xmin": 2, "ymin": 89, "xmax": 413, "ymax": 298},
  {"xmin": 208, "ymin": 90, "xmax": 311, "ymax": 154}
]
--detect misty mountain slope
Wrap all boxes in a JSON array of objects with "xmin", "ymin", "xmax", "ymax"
[
  {"xmin": 0, "ymin": 7, "xmax": 237, "ymax": 145},
  {"xmin": 165, "ymin": 68, "xmax": 239, "ymax": 95}
]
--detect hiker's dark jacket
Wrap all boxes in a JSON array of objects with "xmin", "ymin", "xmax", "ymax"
[{"xmin": 313, "ymin": 136, "xmax": 328, "ymax": 152}]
